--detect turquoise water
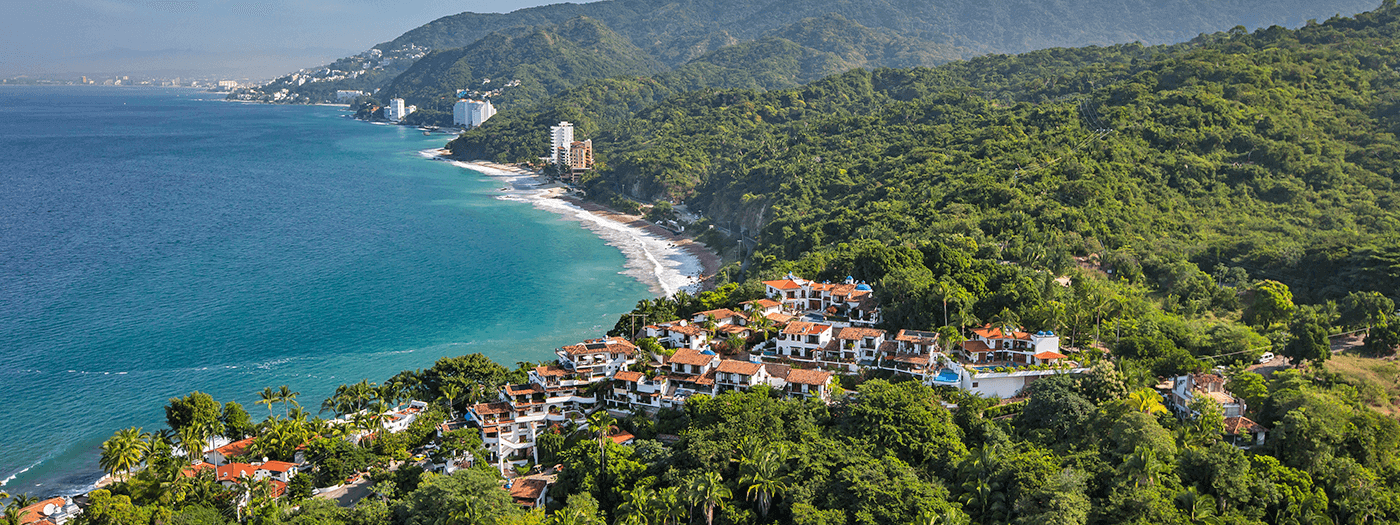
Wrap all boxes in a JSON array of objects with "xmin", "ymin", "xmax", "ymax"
[{"xmin": 0, "ymin": 86, "xmax": 651, "ymax": 496}]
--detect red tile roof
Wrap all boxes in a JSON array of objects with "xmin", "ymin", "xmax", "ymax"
[
  {"xmin": 669, "ymin": 348, "xmax": 718, "ymax": 367},
  {"xmin": 1224, "ymin": 416, "xmax": 1269, "ymax": 434},
  {"xmin": 560, "ymin": 337, "xmax": 637, "ymax": 356},
  {"xmin": 1033, "ymin": 351, "xmax": 1067, "ymax": 360},
  {"xmin": 181, "ymin": 462, "xmax": 215, "ymax": 478},
  {"xmin": 695, "ymin": 308, "xmax": 746, "ymax": 320},
  {"xmin": 505, "ymin": 383, "xmax": 545, "ymax": 396},
  {"xmin": 216, "ymin": 463, "xmax": 255, "ymax": 482},
  {"xmin": 509, "ymin": 478, "xmax": 550, "ymax": 507},
  {"xmin": 763, "ymin": 279, "xmax": 804, "ymax": 290},
  {"xmin": 534, "ymin": 365, "xmax": 569, "ymax": 377},
  {"xmin": 782, "ymin": 322, "xmax": 831, "ymax": 336},
  {"xmin": 17, "ymin": 497, "xmax": 65, "ymax": 525},
  {"xmin": 837, "ymin": 327, "xmax": 886, "ymax": 340},
  {"xmin": 715, "ymin": 360, "xmax": 763, "ymax": 375},
  {"xmin": 213, "ymin": 437, "xmax": 255, "ymax": 458},
  {"xmin": 742, "ymin": 298, "xmax": 781, "ymax": 309},
  {"xmin": 613, "ymin": 370, "xmax": 645, "ymax": 382},
  {"xmin": 765, "ymin": 363, "xmax": 791, "ymax": 380},
  {"xmin": 609, "ymin": 431, "xmax": 636, "ymax": 444},
  {"xmin": 258, "ymin": 461, "xmax": 298, "ymax": 473},
  {"xmin": 765, "ymin": 313, "xmax": 796, "ymax": 324},
  {"xmin": 962, "ymin": 340, "xmax": 991, "ymax": 353},
  {"xmin": 470, "ymin": 402, "xmax": 513, "ymax": 416},
  {"xmin": 269, "ymin": 480, "xmax": 288, "ymax": 499},
  {"xmin": 971, "ymin": 324, "xmax": 1032, "ymax": 340},
  {"xmin": 787, "ymin": 369, "xmax": 833, "ymax": 386},
  {"xmin": 894, "ymin": 329, "xmax": 940, "ymax": 344}
]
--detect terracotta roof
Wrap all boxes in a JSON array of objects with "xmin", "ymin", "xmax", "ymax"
[
  {"xmin": 889, "ymin": 354, "xmax": 932, "ymax": 365},
  {"xmin": 534, "ymin": 365, "xmax": 569, "ymax": 377},
  {"xmin": 715, "ymin": 360, "xmax": 763, "ymax": 376},
  {"xmin": 613, "ymin": 370, "xmax": 644, "ymax": 382},
  {"xmin": 837, "ymin": 327, "xmax": 886, "ymax": 340},
  {"xmin": 560, "ymin": 337, "xmax": 637, "ymax": 356},
  {"xmin": 962, "ymin": 340, "xmax": 991, "ymax": 353},
  {"xmin": 509, "ymin": 478, "xmax": 550, "ymax": 506},
  {"xmin": 609, "ymin": 431, "xmax": 636, "ymax": 444},
  {"xmin": 766, "ymin": 313, "xmax": 796, "ymax": 324},
  {"xmin": 787, "ymin": 369, "xmax": 833, "ymax": 386},
  {"xmin": 742, "ymin": 298, "xmax": 781, "ymax": 309},
  {"xmin": 878, "ymin": 340, "xmax": 900, "ymax": 355},
  {"xmin": 895, "ymin": 329, "xmax": 940, "ymax": 344},
  {"xmin": 763, "ymin": 279, "xmax": 804, "ymax": 290},
  {"xmin": 470, "ymin": 402, "xmax": 513, "ymax": 416},
  {"xmin": 1224, "ymin": 416, "xmax": 1268, "ymax": 434},
  {"xmin": 216, "ymin": 463, "xmax": 255, "ymax": 482},
  {"xmin": 695, "ymin": 308, "xmax": 745, "ymax": 320},
  {"xmin": 718, "ymin": 324, "xmax": 752, "ymax": 335},
  {"xmin": 17, "ymin": 497, "xmax": 65, "ymax": 525},
  {"xmin": 258, "ymin": 461, "xmax": 298, "ymax": 473},
  {"xmin": 668, "ymin": 372, "xmax": 716, "ymax": 386},
  {"xmin": 666, "ymin": 323, "xmax": 708, "ymax": 336},
  {"xmin": 269, "ymin": 480, "xmax": 288, "ymax": 499},
  {"xmin": 505, "ymin": 383, "xmax": 545, "ymax": 397},
  {"xmin": 782, "ymin": 322, "xmax": 831, "ymax": 336},
  {"xmin": 181, "ymin": 462, "xmax": 216, "ymax": 478},
  {"xmin": 765, "ymin": 363, "xmax": 791, "ymax": 380},
  {"xmin": 971, "ymin": 324, "xmax": 1033, "ymax": 340},
  {"xmin": 1033, "ymin": 351, "xmax": 1067, "ymax": 360},
  {"xmin": 669, "ymin": 348, "xmax": 718, "ymax": 367},
  {"xmin": 213, "ymin": 437, "xmax": 255, "ymax": 458}
]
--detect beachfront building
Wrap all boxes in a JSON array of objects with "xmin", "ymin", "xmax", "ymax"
[
  {"xmin": 384, "ymin": 98, "xmax": 416, "ymax": 122},
  {"xmin": 453, "ymin": 98, "xmax": 496, "ymax": 128},
  {"xmin": 550, "ymin": 121, "xmax": 574, "ymax": 166},
  {"xmin": 762, "ymin": 274, "xmax": 881, "ymax": 327},
  {"xmin": 335, "ymin": 90, "xmax": 365, "ymax": 102},
  {"xmin": 206, "ymin": 437, "xmax": 254, "ymax": 466},
  {"xmin": 382, "ymin": 400, "xmax": 429, "ymax": 433}
]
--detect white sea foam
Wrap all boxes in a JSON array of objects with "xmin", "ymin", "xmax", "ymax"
[
  {"xmin": 426, "ymin": 153, "xmax": 704, "ymax": 297},
  {"xmin": 1, "ymin": 463, "xmax": 36, "ymax": 487}
]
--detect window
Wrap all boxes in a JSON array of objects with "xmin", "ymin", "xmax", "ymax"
[{"xmin": 971, "ymin": 382, "xmax": 979, "ymax": 388}]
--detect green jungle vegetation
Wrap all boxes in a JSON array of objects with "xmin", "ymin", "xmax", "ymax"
[
  {"xmin": 31, "ymin": 4, "xmax": 1400, "ymax": 525},
  {"xmin": 250, "ymin": 0, "xmax": 1375, "ymax": 105}
]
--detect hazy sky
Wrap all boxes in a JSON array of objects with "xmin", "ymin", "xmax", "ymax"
[{"xmin": 1, "ymin": 0, "xmax": 564, "ymax": 79}]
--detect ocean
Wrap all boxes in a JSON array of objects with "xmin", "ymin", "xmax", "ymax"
[{"xmin": 0, "ymin": 86, "xmax": 654, "ymax": 496}]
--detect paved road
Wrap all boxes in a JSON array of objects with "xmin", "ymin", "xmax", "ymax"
[{"xmin": 316, "ymin": 477, "xmax": 372, "ymax": 507}]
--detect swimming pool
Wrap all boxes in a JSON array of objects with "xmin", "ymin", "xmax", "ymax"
[{"xmin": 934, "ymin": 369, "xmax": 961, "ymax": 383}]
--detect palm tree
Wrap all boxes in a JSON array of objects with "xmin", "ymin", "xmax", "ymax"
[
  {"xmin": 178, "ymin": 424, "xmax": 210, "ymax": 459},
  {"xmin": 256, "ymin": 387, "xmax": 279, "ymax": 418},
  {"xmin": 739, "ymin": 445, "xmax": 789, "ymax": 518},
  {"xmin": 1177, "ymin": 487, "xmax": 1216, "ymax": 523},
  {"xmin": 99, "ymin": 427, "xmax": 149, "ymax": 482},
  {"xmin": 656, "ymin": 486, "xmax": 688, "ymax": 525},
  {"xmin": 440, "ymin": 382, "xmax": 464, "ymax": 417},
  {"xmin": 615, "ymin": 485, "xmax": 656, "ymax": 525},
  {"xmin": 1121, "ymin": 445, "xmax": 1167, "ymax": 487},
  {"xmin": 1126, "ymin": 388, "xmax": 1169, "ymax": 415},
  {"xmin": 587, "ymin": 411, "xmax": 618, "ymax": 473},
  {"xmin": 685, "ymin": 472, "xmax": 731, "ymax": 525},
  {"xmin": 277, "ymin": 385, "xmax": 299, "ymax": 417}
]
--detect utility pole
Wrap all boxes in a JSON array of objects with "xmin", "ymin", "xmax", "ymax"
[{"xmin": 626, "ymin": 313, "xmax": 648, "ymax": 340}]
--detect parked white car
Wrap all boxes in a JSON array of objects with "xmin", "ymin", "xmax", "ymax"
[{"xmin": 1259, "ymin": 352, "xmax": 1276, "ymax": 364}]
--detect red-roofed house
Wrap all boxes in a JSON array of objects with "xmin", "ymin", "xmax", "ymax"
[
  {"xmin": 255, "ymin": 461, "xmax": 300, "ymax": 482},
  {"xmin": 216, "ymin": 463, "xmax": 256, "ymax": 486},
  {"xmin": 777, "ymin": 322, "xmax": 833, "ymax": 361},
  {"xmin": 15, "ymin": 497, "xmax": 71, "ymax": 525},
  {"xmin": 714, "ymin": 359, "xmax": 770, "ymax": 393},
  {"xmin": 1224, "ymin": 416, "xmax": 1269, "ymax": 447},
  {"xmin": 785, "ymin": 368, "xmax": 835, "ymax": 403},
  {"xmin": 605, "ymin": 369, "xmax": 670, "ymax": 411},
  {"xmin": 966, "ymin": 324, "xmax": 1061, "ymax": 364},
  {"xmin": 643, "ymin": 320, "xmax": 712, "ymax": 351},
  {"xmin": 555, "ymin": 337, "xmax": 638, "ymax": 382},
  {"xmin": 508, "ymin": 478, "xmax": 551, "ymax": 508},
  {"xmin": 206, "ymin": 437, "xmax": 254, "ymax": 466}
]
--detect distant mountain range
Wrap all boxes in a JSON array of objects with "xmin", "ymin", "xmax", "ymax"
[{"xmin": 230, "ymin": 0, "xmax": 1378, "ymax": 110}]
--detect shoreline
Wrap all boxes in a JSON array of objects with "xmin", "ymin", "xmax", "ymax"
[{"xmin": 421, "ymin": 150, "xmax": 721, "ymax": 297}]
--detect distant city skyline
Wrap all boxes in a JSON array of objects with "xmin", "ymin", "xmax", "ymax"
[{"xmin": 1, "ymin": 0, "xmax": 572, "ymax": 80}]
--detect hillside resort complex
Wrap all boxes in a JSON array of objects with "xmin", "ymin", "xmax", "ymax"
[
  {"xmin": 453, "ymin": 98, "xmax": 496, "ymax": 128},
  {"xmin": 545, "ymin": 121, "xmax": 593, "ymax": 183}
]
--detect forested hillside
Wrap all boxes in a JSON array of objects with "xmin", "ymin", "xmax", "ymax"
[
  {"xmin": 237, "ymin": 0, "xmax": 1375, "ymax": 104},
  {"xmin": 375, "ymin": 17, "xmax": 663, "ymax": 118}
]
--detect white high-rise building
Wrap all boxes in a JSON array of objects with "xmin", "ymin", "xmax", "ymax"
[
  {"xmin": 550, "ymin": 121, "xmax": 574, "ymax": 165},
  {"xmin": 384, "ymin": 98, "xmax": 415, "ymax": 122},
  {"xmin": 453, "ymin": 99, "xmax": 497, "ymax": 128}
]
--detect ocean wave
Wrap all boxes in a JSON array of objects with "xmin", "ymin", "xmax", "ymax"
[{"xmin": 1, "ymin": 462, "xmax": 37, "ymax": 487}]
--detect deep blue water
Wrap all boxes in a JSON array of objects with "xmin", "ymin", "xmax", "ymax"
[{"xmin": 0, "ymin": 86, "xmax": 651, "ymax": 496}]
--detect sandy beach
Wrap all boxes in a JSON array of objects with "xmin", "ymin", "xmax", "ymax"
[{"xmin": 420, "ymin": 150, "xmax": 720, "ymax": 297}]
